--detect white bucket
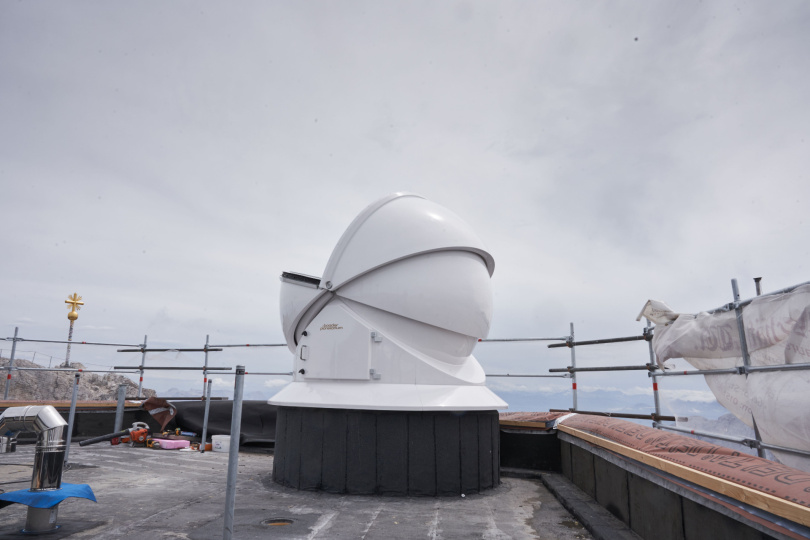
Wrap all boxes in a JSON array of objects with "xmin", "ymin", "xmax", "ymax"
[{"xmin": 212, "ymin": 435, "xmax": 231, "ymax": 453}]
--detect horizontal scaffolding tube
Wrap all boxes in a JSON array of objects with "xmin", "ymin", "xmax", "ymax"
[
  {"xmin": 486, "ymin": 373, "xmax": 569, "ymax": 378},
  {"xmin": 243, "ymin": 371, "xmax": 293, "ymax": 376},
  {"xmin": 0, "ymin": 366, "xmax": 140, "ymax": 374},
  {"xmin": 745, "ymin": 362, "xmax": 810, "ymax": 374},
  {"xmin": 653, "ymin": 423, "xmax": 810, "ymax": 458},
  {"xmin": 652, "ymin": 368, "xmax": 739, "ymax": 377},
  {"xmin": 707, "ymin": 280, "xmax": 810, "ymax": 314},
  {"xmin": 162, "ymin": 396, "xmax": 228, "ymax": 401},
  {"xmin": 109, "ymin": 396, "xmax": 229, "ymax": 401},
  {"xmin": 651, "ymin": 363, "xmax": 810, "ymax": 378},
  {"xmin": 479, "ymin": 337, "xmax": 568, "ymax": 343},
  {"xmin": 653, "ymin": 422, "xmax": 756, "ymax": 446},
  {"xmin": 549, "ymin": 364, "xmax": 657, "ymax": 373},
  {"xmin": 550, "ymin": 408, "xmax": 676, "ymax": 422},
  {"xmin": 758, "ymin": 440, "xmax": 810, "ymax": 457},
  {"xmin": 2, "ymin": 337, "xmax": 140, "ymax": 347},
  {"xmin": 548, "ymin": 335, "xmax": 649, "ymax": 348},
  {"xmin": 208, "ymin": 343, "xmax": 287, "ymax": 348},
  {"xmin": 1, "ymin": 367, "xmax": 76, "ymax": 372},
  {"xmin": 113, "ymin": 366, "xmax": 232, "ymax": 371},
  {"xmin": 117, "ymin": 348, "xmax": 223, "ymax": 353}
]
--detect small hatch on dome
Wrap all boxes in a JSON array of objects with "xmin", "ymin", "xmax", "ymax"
[{"xmin": 280, "ymin": 271, "xmax": 321, "ymax": 288}]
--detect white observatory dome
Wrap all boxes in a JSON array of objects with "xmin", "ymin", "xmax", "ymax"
[{"xmin": 270, "ymin": 192, "xmax": 507, "ymax": 411}]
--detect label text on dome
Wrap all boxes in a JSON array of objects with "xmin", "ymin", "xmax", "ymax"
[{"xmin": 320, "ymin": 323, "xmax": 343, "ymax": 331}]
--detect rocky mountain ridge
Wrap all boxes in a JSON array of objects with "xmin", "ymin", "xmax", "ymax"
[{"xmin": 0, "ymin": 357, "xmax": 156, "ymax": 401}]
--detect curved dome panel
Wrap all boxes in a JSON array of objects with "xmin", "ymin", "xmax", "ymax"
[
  {"xmin": 336, "ymin": 250, "xmax": 493, "ymax": 339},
  {"xmin": 320, "ymin": 193, "xmax": 494, "ymax": 291}
]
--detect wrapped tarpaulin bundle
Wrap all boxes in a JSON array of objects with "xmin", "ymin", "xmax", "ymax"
[
  {"xmin": 639, "ymin": 284, "xmax": 810, "ymax": 471},
  {"xmin": 142, "ymin": 397, "xmax": 177, "ymax": 431}
]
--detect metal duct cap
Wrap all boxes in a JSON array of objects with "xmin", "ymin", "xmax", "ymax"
[{"xmin": 1, "ymin": 435, "xmax": 17, "ymax": 453}]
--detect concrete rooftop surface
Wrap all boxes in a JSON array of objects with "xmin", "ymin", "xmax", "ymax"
[{"xmin": 1, "ymin": 444, "xmax": 596, "ymax": 540}]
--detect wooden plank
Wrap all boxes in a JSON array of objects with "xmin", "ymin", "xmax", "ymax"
[
  {"xmin": 499, "ymin": 420, "xmax": 553, "ymax": 430},
  {"xmin": 557, "ymin": 424, "xmax": 810, "ymax": 528}
]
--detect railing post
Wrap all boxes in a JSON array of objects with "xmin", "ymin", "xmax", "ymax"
[
  {"xmin": 569, "ymin": 322, "xmax": 577, "ymax": 411},
  {"xmin": 201, "ymin": 379, "xmax": 213, "ymax": 453},
  {"xmin": 203, "ymin": 335, "xmax": 210, "ymax": 397},
  {"xmin": 223, "ymin": 365, "xmax": 245, "ymax": 540},
  {"xmin": 731, "ymin": 278, "xmax": 766, "ymax": 458},
  {"xmin": 646, "ymin": 319, "xmax": 663, "ymax": 423},
  {"xmin": 3, "ymin": 327, "xmax": 19, "ymax": 399},
  {"xmin": 731, "ymin": 279, "xmax": 752, "ymax": 371},
  {"xmin": 137, "ymin": 335, "xmax": 147, "ymax": 397},
  {"xmin": 114, "ymin": 384, "xmax": 127, "ymax": 433},
  {"xmin": 64, "ymin": 372, "xmax": 80, "ymax": 466}
]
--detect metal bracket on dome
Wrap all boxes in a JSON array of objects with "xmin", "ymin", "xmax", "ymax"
[
  {"xmin": 369, "ymin": 369, "xmax": 381, "ymax": 380},
  {"xmin": 370, "ymin": 331, "xmax": 383, "ymax": 343}
]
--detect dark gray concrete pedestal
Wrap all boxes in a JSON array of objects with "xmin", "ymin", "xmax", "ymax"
[{"xmin": 273, "ymin": 406, "xmax": 500, "ymax": 496}]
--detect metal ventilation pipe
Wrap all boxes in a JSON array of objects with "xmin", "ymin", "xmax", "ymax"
[{"xmin": 0, "ymin": 405, "xmax": 69, "ymax": 533}]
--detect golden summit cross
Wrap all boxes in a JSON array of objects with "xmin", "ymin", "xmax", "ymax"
[{"xmin": 65, "ymin": 293, "xmax": 84, "ymax": 312}]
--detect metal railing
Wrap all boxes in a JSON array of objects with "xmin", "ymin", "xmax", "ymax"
[
  {"xmin": 543, "ymin": 277, "xmax": 810, "ymax": 460},
  {"xmin": 483, "ymin": 277, "xmax": 810, "ymax": 460},
  {"xmin": 474, "ymin": 321, "xmax": 677, "ymax": 422},
  {"xmin": 539, "ymin": 320, "xmax": 678, "ymax": 422},
  {"xmin": 4, "ymin": 275, "xmax": 810, "ymax": 463}
]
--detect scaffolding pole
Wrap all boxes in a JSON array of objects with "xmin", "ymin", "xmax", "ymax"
[
  {"xmin": 2, "ymin": 327, "xmax": 19, "ymax": 400},
  {"xmin": 570, "ymin": 323, "xmax": 577, "ymax": 410},
  {"xmin": 486, "ymin": 373, "xmax": 569, "ymax": 378},
  {"xmin": 548, "ymin": 334, "xmax": 650, "ymax": 349},
  {"xmin": 550, "ymin": 364, "xmax": 657, "ymax": 373},
  {"xmin": 647, "ymin": 319, "xmax": 662, "ymax": 422}
]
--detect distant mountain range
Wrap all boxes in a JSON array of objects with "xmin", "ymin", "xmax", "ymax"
[
  {"xmin": 493, "ymin": 388, "xmax": 729, "ymax": 421},
  {"xmin": 160, "ymin": 385, "xmax": 730, "ymax": 425}
]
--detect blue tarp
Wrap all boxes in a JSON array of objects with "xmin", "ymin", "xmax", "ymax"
[{"xmin": 0, "ymin": 483, "xmax": 96, "ymax": 508}]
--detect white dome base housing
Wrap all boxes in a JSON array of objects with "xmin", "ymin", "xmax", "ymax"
[{"xmin": 270, "ymin": 193, "xmax": 506, "ymax": 495}]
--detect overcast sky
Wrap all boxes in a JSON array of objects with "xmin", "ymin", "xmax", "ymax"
[{"xmin": 2, "ymin": 2, "xmax": 809, "ymax": 405}]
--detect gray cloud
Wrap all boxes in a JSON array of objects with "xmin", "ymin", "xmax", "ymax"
[{"xmin": 1, "ymin": 1, "xmax": 808, "ymax": 403}]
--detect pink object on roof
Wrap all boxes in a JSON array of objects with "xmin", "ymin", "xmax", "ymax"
[{"xmin": 152, "ymin": 438, "xmax": 190, "ymax": 450}]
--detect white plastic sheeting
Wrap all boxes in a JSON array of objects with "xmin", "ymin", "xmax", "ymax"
[{"xmin": 647, "ymin": 284, "xmax": 810, "ymax": 471}]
